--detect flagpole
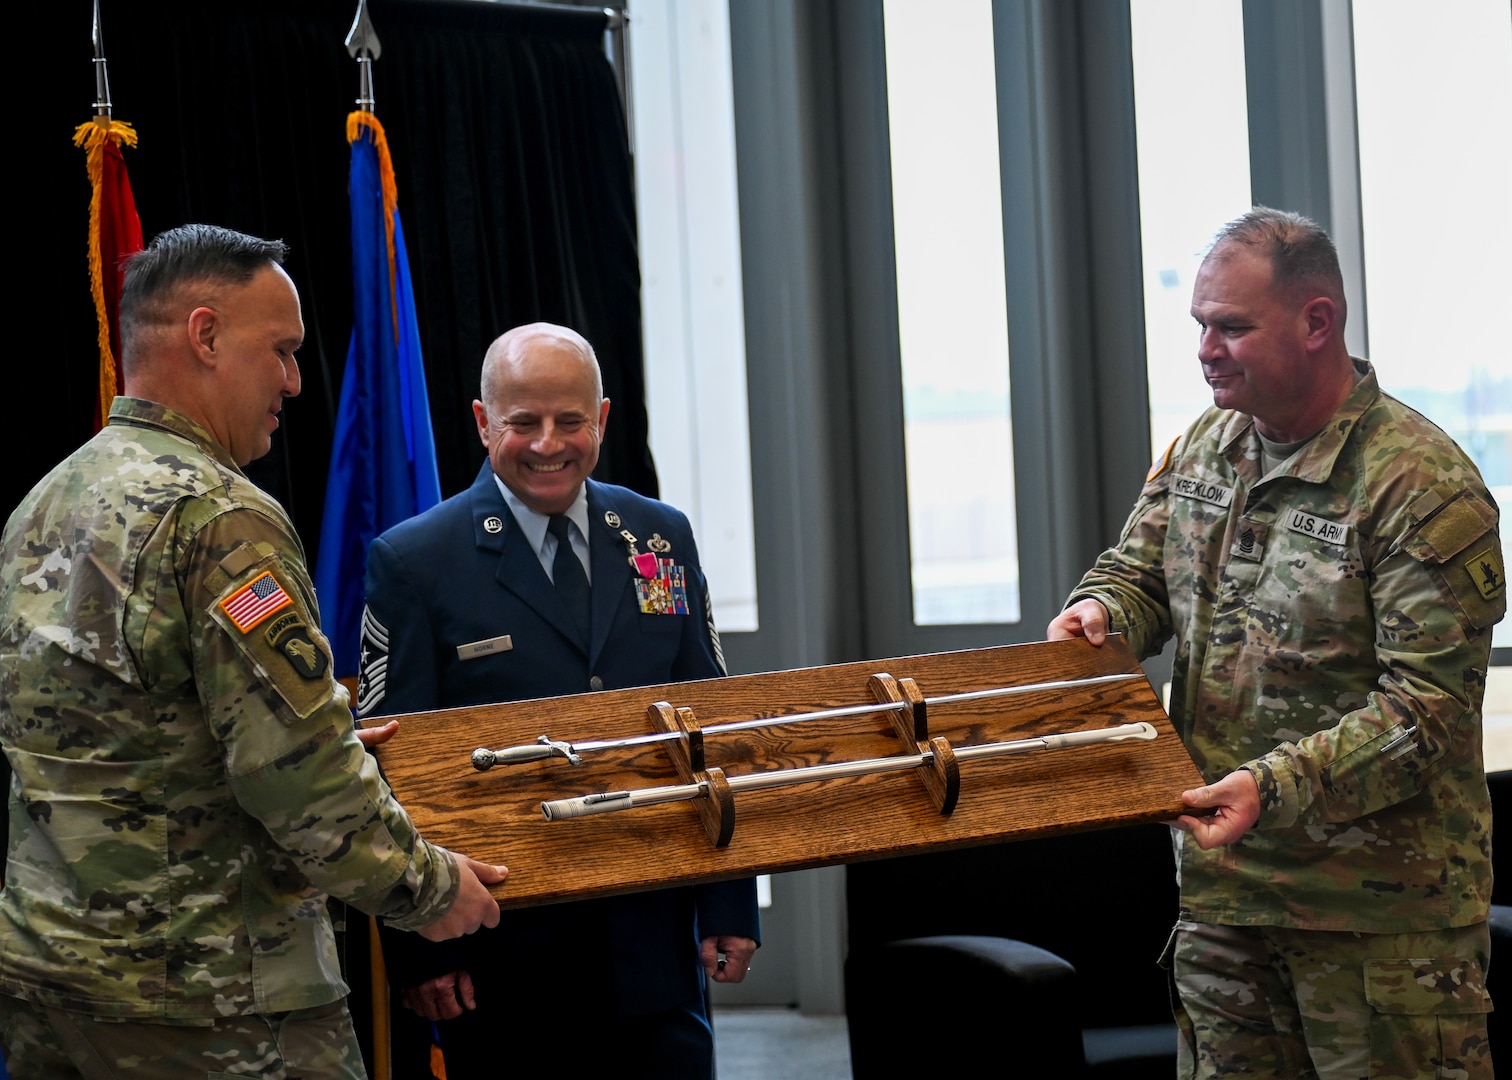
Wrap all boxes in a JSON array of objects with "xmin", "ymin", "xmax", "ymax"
[
  {"xmin": 75, "ymin": 0, "xmax": 142, "ymax": 431},
  {"xmin": 329, "ymin": 5, "xmax": 446, "ymax": 1077},
  {"xmin": 91, "ymin": 0, "xmax": 112, "ymax": 121},
  {"xmin": 346, "ymin": 0, "xmax": 379, "ymax": 113},
  {"xmin": 348, "ymin": 10, "xmax": 390, "ymax": 1073}
]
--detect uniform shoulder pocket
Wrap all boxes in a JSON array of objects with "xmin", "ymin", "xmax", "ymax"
[
  {"xmin": 207, "ymin": 556, "xmax": 334, "ymax": 721},
  {"xmin": 1399, "ymin": 487, "xmax": 1504, "ymax": 630}
]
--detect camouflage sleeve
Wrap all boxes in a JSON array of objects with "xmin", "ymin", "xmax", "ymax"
[
  {"xmin": 182, "ymin": 504, "xmax": 460, "ymax": 930},
  {"xmin": 1246, "ymin": 485, "xmax": 1504, "ymax": 830},
  {"xmin": 1066, "ymin": 463, "xmax": 1177, "ymax": 660}
]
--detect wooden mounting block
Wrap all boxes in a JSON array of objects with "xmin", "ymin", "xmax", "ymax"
[{"xmin": 373, "ymin": 635, "xmax": 1200, "ymax": 910}]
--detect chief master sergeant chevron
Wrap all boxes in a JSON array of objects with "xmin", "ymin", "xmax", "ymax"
[
  {"xmin": 1050, "ymin": 207, "xmax": 1505, "ymax": 1078},
  {"xmin": 0, "ymin": 224, "xmax": 506, "ymax": 1079}
]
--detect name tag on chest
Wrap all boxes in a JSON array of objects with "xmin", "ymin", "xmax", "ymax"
[
  {"xmin": 1284, "ymin": 510, "xmax": 1352, "ymax": 547},
  {"xmin": 1172, "ymin": 474, "xmax": 1235, "ymax": 509},
  {"xmin": 458, "ymin": 634, "xmax": 513, "ymax": 660}
]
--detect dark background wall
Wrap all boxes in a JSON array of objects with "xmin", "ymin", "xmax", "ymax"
[{"xmin": 15, "ymin": 0, "xmax": 654, "ymax": 552}]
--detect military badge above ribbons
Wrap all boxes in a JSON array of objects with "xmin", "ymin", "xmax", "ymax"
[{"xmin": 616, "ymin": 521, "xmax": 689, "ymax": 615}]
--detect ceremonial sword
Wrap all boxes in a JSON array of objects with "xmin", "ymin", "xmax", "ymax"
[
  {"xmin": 539, "ymin": 721, "xmax": 1159, "ymax": 821},
  {"xmin": 470, "ymin": 671, "xmax": 1144, "ymax": 770}
]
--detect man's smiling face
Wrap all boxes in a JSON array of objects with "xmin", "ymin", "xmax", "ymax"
[
  {"xmin": 473, "ymin": 330, "xmax": 610, "ymax": 515},
  {"xmin": 1190, "ymin": 243, "xmax": 1319, "ymax": 441}
]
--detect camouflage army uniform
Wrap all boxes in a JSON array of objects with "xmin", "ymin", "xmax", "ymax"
[
  {"xmin": 1068, "ymin": 361, "xmax": 1505, "ymax": 1075},
  {"xmin": 0, "ymin": 398, "xmax": 460, "ymax": 1029}
]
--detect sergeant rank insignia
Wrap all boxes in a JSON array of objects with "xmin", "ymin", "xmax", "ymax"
[{"xmin": 634, "ymin": 556, "xmax": 690, "ymax": 615}]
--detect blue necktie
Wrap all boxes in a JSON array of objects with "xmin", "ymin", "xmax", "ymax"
[{"xmin": 547, "ymin": 514, "xmax": 591, "ymax": 644}]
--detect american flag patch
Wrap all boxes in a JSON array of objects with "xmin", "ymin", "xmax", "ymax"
[{"xmin": 220, "ymin": 571, "xmax": 293, "ymax": 633}]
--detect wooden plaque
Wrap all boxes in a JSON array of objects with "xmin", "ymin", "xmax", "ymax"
[{"xmin": 374, "ymin": 636, "xmax": 1201, "ymax": 910}]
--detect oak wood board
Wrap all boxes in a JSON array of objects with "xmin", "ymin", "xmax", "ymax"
[{"xmin": 374, "ymin": 636, "xmax": 1201, "ymax": 909}]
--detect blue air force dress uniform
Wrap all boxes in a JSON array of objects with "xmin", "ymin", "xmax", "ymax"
[{"xmin": 357, "ymin": 462, "xmax": 759, "ymax": 1078}]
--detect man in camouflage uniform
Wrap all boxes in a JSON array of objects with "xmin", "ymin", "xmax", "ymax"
[
  {"xmin": 1050, "ymin": 207, "xmax": 1505, "ymax": 1079},
  {"xmin": 0, "ymin": 224, "xmax": 507, "ymax": 1079}
]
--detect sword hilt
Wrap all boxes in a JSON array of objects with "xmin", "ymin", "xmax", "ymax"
[
  {"xmin": 542, "ymin": 782, "xmax": 706, "ymax": 821},
  {"xmin": 472, "ymin": 736, "xmax": 581, "ymax": 771},
  {"xmin": 542, "ymin": 790, "xmax": 635, "ymax": 820}
]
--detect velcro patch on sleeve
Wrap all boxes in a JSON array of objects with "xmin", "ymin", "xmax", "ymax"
[
  {"xmin": 219, "ymin": 571, "xmax": 293, "ymax": 632},
  {"xmin": 1412, "ymin": 489, "xmax": 1495, "ymax": 564},
  {"xmin": 217, "ymin": 541, "xmax": 267, "ymax": 581},
  {"xmin": 1400, "ymin": 490, "xmax": 1504, "ymax": 631},
  {"xmin": 211, "ymin": 561, "xmax": 334, "ymax": 720}
]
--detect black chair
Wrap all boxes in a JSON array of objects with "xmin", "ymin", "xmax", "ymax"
[{"xmin": 845, "ymin": 822, "xmax": 1180, "ymax": 1078}]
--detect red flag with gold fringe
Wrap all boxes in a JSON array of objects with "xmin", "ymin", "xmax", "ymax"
[{"xmin": 72, "ymin": 118, "xmax": 143, "ymax": 431}]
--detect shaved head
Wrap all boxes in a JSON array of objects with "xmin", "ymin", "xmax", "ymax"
[
  {"xmin": 480, "ymin": 323, "xmax": 602, "ymax": 411},
  {"xmin": 473, "ymin": 323, "xmax": 610, "ymax": 515}
]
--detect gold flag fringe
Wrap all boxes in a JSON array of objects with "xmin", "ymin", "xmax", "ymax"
[
  {"xmin": 347, "ymin": 111, "xmax": 402, "ymax": 342},
  {"xmin": 73, "ymin": 118, "xmax": 139, "ymax": 422}
]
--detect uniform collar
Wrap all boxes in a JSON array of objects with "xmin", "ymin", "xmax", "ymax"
[
  {"xmin": 107, "ymin": 396, "xmax": 243, "ymax": 473},
  {"xmin": 1219, "ymin": 358, "xmax": 1379, "ymax": 485},
  {"xmin": 491, "ymin": 474, "xmax": 591, "ymax": 556}
]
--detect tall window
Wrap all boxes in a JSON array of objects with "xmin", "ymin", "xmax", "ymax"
[
  {"xmin": 1130, "ymin": 0, "xmax": 1252, "ymax": 461},
  {"xmin": 629, "ymin": 0, "xmax": 759, "ymax": 630},
  {"xmin": 883, "ymin": 0, "xmax": 1018, "ymax": 625},
  {"xmin": 1352, "ymin": 0, "xmax": 1512, "ymax": 649}
]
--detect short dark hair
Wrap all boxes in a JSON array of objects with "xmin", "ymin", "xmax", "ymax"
[
  {"xmin": 118, "ymin": 224, "xmax": 289, "ymax": 363},
  {"xmin": 1208, "ymin": 206, "xmax": 1346, "ymax": 313}
]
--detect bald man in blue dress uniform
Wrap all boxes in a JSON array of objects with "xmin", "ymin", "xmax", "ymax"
[{"xmin": 357, "ymin": 323, "xmax": 759, "ymax": 1079}]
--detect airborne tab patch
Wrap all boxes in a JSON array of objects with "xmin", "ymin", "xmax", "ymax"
[{"xmin": 220, "ymin": 571, "xmax": 292, "ymax": 633}]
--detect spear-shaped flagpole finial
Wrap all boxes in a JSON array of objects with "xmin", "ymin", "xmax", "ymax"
[
  {"xmin": 92, "ymin": 0, "xmax": 113, "ymax": 122},
  {"xmin": 345, "ymin": 0, "xmax": 382, "ymax": 113}
]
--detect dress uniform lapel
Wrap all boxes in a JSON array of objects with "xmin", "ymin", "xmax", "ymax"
[
  {"xmin": 467, "ymin": 465, "xmax": 587, "ymax": 653},
  {"xmin": 587, "ymin": 482, "xmax": 634, "ymax": 670}
]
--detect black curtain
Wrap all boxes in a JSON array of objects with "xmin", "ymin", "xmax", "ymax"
[
  {"xmin": 14, "ymin": 4, "xmax": 652, "ymax": 1066},
  {"xmin": 16, "ymin": 0, "xmax": 656, "ymax": 541}
]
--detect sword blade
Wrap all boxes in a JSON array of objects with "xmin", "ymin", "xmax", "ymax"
[
  {"xmin": 540, "ymin": 722, "xmax": 1157, "ymax": 821},
  {"xmin": 478, "ymin": 671, "xmax": 1144, "ymax": 769}
]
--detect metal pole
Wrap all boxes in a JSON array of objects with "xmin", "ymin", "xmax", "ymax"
[{"xmin": 91, "ymin": 0, "xmax": 113, "ymax": 119}]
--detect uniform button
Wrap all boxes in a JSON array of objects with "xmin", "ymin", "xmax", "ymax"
[{"xmin": 589, "ymin": 675, "xmax": 604, "ymax": 691}]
